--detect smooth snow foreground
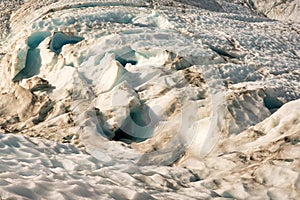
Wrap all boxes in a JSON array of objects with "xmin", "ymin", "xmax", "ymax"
[{"xmin": 0, "ymin": 0, "xmax": 299, "ymax": 199}]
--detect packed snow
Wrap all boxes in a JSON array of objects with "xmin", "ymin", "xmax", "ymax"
[{"xmin": 0, "ymin": 0, "xmax": 299, "ymax": 199}]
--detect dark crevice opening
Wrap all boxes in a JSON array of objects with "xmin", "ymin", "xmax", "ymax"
[
  {"xmin": 263, "ymin": 94, "xmax": 284, "ymax": 113},
  {"xmin": 12, "ymin": 31, "xmax": 51, "ymax": 82},
  {"xmin": 13, "ymin": 49, "xmax": 42, "ymax": 82},
  {"xmin": 112, "ymin": 105, "xmax": 158, "ymax": 144},
  {"xmin": 50, "ymin": 32, "xmax": 84, "ymax": 55},
  {"xmin": 208, "ymin": 45, "xmax": 237, "ymax": 59},
  {"xmin": 113, "ymin": 49, "xmax": 138, "ymax": 66},
  {"xmin": 115, "ymin": 56, "xmax": 138, "ymax": 66}
]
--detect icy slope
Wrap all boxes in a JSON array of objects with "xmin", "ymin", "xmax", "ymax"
[
  {"xmin": 0, "ymin": 0, "xmax": 299, "ymax": 199},
  {"xmin": 251, "ymin": 0, "xmax": 300, "ymax": 22},
  {"xmin": 0, "ymin": 99, "xmax": 299, "ymax": 199}
]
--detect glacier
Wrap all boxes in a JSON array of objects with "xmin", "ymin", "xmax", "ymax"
[{"xmin": 0, "ymin": 0, "xmax": 299, "ymax": 199}]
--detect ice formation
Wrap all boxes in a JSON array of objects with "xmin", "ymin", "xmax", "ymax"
[{"xmin": 0, "ymin": 0, "xmax": 299, "ymax": 199}]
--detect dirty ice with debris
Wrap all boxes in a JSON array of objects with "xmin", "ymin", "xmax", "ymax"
[{"xmin": 0, "ymin": 0, "xmax": 299, "ymax": 199}]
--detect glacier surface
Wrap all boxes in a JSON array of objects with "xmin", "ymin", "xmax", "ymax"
[{"xmin": 0, "ymin": 0, "xmax": 299, "ymax": 199}]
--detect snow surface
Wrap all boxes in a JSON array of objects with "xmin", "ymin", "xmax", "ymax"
[{"xmin": 0, "ymin": 0, "xmax": 299, "ymax": 199}]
